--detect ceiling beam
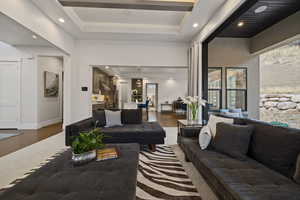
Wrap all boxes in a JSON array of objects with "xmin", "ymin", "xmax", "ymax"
[{"xmin": 58, "ymin": 0, "xmax": 194, "ymax": 11}]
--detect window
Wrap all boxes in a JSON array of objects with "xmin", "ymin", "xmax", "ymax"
[
  {"xmin": 208, "ymin": 68, "xmax": 222, "ymax": 111},
  {"xmin": 226, "ymin": 68, "xmax": 247, "ymax": 111}
]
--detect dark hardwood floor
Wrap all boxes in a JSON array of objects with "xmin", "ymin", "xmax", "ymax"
[
  {"xmin": 146, "ymin": 111, "xmax": 186, "ymax": 127},
  {"xmin": 0, "ymin": 123, "xmax": 63, "ymax": 158}
]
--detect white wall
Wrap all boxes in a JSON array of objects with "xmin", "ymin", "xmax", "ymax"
[
  {"xmin": 37, "ymin": 56, "xmax": 63, "ymax": 127},
  {"xmin": 0, "ymin": 42, "xmax": 69, "ymax": 129},
  {"xmin": 72, "ymin": 40, "xmax": 189, "ymax": 121},
  {"xmin": 208, "ymin": 38, "xmax": 260, "ymax": 119},
  {"xmin": 0, "ymin": 42, "xmax": 38, "ymax": 129}
]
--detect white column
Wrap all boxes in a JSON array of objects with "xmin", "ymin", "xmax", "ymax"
[{"xmin": 187, "ymin": 41, "xmax": 203, "ymax": 123}]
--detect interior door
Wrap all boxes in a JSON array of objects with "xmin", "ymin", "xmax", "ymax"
[{"xmin": 0, "ymin": 62, "xmax": 20, "ymax": 129}]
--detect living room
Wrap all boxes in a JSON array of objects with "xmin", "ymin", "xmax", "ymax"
[{"xmin": 1, "ymin": 0, "xmax": 300, "ymax": 200}]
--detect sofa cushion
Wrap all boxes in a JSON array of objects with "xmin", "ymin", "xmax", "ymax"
[
  {"xmin": 101, "ymin": 122, "xmax": 166, "ymax": 139},
  {"xmin": 181, "ymin": 137, "xmax": 300, "ymax": 200},
  {"xmin": 294, "ymin": 153, "xmax": 300, "ymax": 184},
  {"xmin": 212, "ymin": 122, "xmax": 254, "ymax": 161},
  {"xmin": 246, "ymin": 119, "xmax": 300, "ymax": 177},
  {"xmin": 121, "ymin": 109, "xmax": 142, "ymax": 124},
  {"xmin": 207, "ymin": 115, "xmax": 234, "ymax": 137},
  {"xmin": 93, "ymin": 110, "xmax": 106, "ymax": 127}
]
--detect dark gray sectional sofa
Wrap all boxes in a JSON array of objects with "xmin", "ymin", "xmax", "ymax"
[
  {"xmin": 66, "ymin": 109, "xmax": 166, "ymax": 149},
  {"xmin": 179, "ymin": 117, "xmax": 300, "ymax": 200}
]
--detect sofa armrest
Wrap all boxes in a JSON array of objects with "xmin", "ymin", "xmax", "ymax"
[
  {"xmin": 65, "ymin": 118, "xmax": 94, "ymax": 146},
  {"xmin": 180, "ymin": 127, "xmax": 202, "ymax": 138}
]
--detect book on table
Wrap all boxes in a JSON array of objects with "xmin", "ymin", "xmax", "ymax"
[{"xmin": 97, "ymin": 147, "xmax": 118, "ymax": 161}]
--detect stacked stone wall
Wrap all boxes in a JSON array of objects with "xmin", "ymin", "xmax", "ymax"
[{"xmin": 260, "ymin": 94, "xmax": 300, "ymax": 128}]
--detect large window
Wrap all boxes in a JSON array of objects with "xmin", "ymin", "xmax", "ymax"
[
  {"xmin": 226, "ymin": 68, "xmax": 247, "ymax": 111},
  {"xmin": 208, "ymin": 68, "xmax": 222, "ymax": 111}
]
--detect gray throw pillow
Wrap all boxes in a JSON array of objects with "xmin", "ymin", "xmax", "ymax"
[
  {"xmin": 294, "ymin": 153, "xmax": 300, "ymax": 184},
  {"xmin": 212, "ymin": 122, "xmax": 254, "ymax": 161},
  {"xmin": 104, "ymin": 110, "xmax": 122, "ymax": 127}
]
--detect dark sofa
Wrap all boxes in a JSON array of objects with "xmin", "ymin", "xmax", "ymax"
[
  {"xmin": 66, "ymin": 109, "xmax": 166, "ymax": 150},
  {"xmin": 179, "ymin": 117, "xmax": 300, "ymax": 200}
]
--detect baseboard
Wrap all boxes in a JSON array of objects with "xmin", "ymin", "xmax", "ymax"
[
  {"xmin": 20, "ymin": 118, "xmax": 63, "ymax": 130},
  {"xmin": 37, "ymin": 118, "xmax": 63, "ymax": 129},
  {"xmin": 19, "ymin": 123, "xmax": 39, "ymax": 130}
]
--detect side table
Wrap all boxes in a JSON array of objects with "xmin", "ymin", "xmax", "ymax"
[{"xmin": 177, "ymin": 120, "xmax": 203, "ymax": 144}]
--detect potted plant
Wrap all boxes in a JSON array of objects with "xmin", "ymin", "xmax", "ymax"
[
  {"xmin": 71, "ymin": 128, "xmax": 105, "ymax": 165},
  {"xmin": 183, "ymin": 96, "xmax": 207, "ymax": 123}
]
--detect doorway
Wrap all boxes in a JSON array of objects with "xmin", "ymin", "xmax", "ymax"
[
  {"xmin": 146, "ymin": 83, "xmax": 158, "ymax": 111},
  {"xmin": 119, "ymin": 81, "xmax": 130, "ymax": 109}
]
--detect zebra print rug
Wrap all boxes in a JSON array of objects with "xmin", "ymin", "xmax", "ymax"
[{"xmin": 137, "ymin": 146, "xmax": 202, "ymax": 200}]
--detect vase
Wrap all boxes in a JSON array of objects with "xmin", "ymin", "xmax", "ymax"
[
  {"xmin": 72, "ymin": 149, "xmax": 96, "ymax": 166},
  {"xmin": 187, "ymin": 108, "xmax": 199, "ymax": 125}
]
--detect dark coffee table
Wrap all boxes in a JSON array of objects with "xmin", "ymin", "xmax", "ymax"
[{"xmin": 0, "ymin": 143, "xmax": 139, "ymax": 200}]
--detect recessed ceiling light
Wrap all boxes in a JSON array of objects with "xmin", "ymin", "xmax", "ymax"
[
  {"xmin": 32, "ymin": 35, "xmax": 37, "ymax": 39},
  {"xmin": 58, "ymin": 18, "xmax": 65, "ymax": 23},
  {"xmin": 105, "ymin": 66, "xmax": 110, "ymax": 69},
  {"xmin": 255, "ymin": 5, "xmax": 268, "ymax": 14},
  {"xmin": 237, "ymin": 21, "xmax": 244, "ymax": 27},
  {"xmin": 193, "ymin": 23, "xmax": 199, "ymax": 28}
]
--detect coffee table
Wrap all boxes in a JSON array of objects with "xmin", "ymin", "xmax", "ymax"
[{"xmin": 0, "ymin": 143, "xmax": 139, "ymax": 200}]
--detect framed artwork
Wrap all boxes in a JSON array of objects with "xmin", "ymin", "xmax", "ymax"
[{"xmin": 44, "ymin": 71, "xmax": 59, "ymax": 97}]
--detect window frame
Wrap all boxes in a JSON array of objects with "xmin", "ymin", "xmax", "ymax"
[
  {"xmin": 208, "ymin": 67, "xmax": 223, "ymax": 111},
  {"xmin": 225, "ymin": 67, "xmax": 248, "ymax": 111}
]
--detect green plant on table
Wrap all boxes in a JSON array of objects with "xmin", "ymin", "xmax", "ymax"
[{"xmin": 71, "ymin": 128, "xmax": 105, "ymax": 154}]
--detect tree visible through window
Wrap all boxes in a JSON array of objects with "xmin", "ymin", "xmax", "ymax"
[
  {"xmin": 226, "ymin": 68, "xmax": 247, "ymax": 111},
  {"xmin": 208, "ymin": 68, "xmax": 222, "ymax": 111}
]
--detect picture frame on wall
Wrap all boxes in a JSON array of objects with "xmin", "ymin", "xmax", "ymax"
[{"xmin": 44, "ymin": 71, "xmax": 59, "ymax": 97}]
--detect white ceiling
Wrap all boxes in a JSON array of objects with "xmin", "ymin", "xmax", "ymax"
[
  {"xmin": 31, "ymin": 0, "xmax": 227, "ymax": 42},
  {"xmin": 0, "ymin": 13, "xmax": 53, "ymax": 47},
  {"xmin": 95, "ymin": 65, "xmax": 188, "ymax": 79},
  {"xmin": 73, "ymin": 7, "xmax": 186, "ymax": 26}
]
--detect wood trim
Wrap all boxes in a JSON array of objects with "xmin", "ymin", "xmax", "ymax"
[
  {"xmin": 58, "ymin": 0, "xmax": 193, "ymax": 11},
  {"xmin": 202, "ymin": 42, "xmax": 208, "ymax": 121}
]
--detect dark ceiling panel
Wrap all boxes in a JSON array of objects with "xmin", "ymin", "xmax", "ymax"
[{"xmin": 218, "ymin": 0, "xmax": 300, "ymax": 38}]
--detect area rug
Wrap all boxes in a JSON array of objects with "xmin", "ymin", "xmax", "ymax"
[{"xmin": 137, "ymin": 146, "xmax": 202, "ymax": 200}]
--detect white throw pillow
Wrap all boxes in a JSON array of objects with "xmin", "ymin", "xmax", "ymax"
[
  {"xmin": 104, "ymin": 110, "xmax": 123, "ymax": 127},
  {"xmin": 207, "ymin": 115, "xmax": 234, "ymax": 138},
  {"xmin": 199, "ymin": 126, "xmax": 212, "ymax": 150}
]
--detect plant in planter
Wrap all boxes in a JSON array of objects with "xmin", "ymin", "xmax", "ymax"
[{"xmin": 71, "ymin": 128, "xmax": 105, "ymax": 165}]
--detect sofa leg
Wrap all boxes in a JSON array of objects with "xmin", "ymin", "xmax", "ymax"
[{"xmin": 149, "ymin": 144, "xmax": 156, "ymax": 152}]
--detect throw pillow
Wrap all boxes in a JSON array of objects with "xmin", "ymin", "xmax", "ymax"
[
  {"xmin": 104, "ymin": 110, "xmax": 123, "ymax": 127},
  {"xmin": 93, "ymin": 110, "xmax": 106, "ymax": 127},
  {"xmin": 121, "ymin": 109, "xmax": 142, "ymax": 124},
  {"xmin": 199, "ymin": 126, "xmax": 212, "ymax": 150},
  {"xmin": 294, "ymin": 153, "xmax": 300, "ymax": 184},
  {"xmin": 212, "ymin": 122, "xmax": 254, "ymax": 161},
  {"xmin": 207, "ymin": 115, "xmax": 234, "ymax": 138}
]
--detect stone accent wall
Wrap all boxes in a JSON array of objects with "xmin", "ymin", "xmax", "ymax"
[{"xmin": 260, "ymin": 94, "xmax": 300, "ymax": 128}]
